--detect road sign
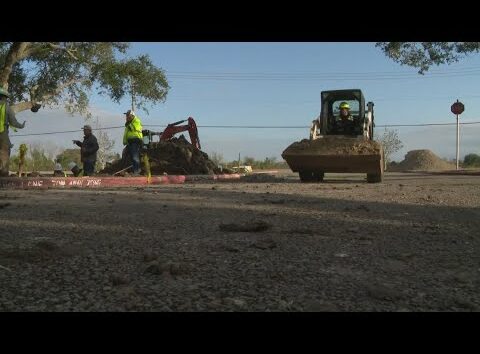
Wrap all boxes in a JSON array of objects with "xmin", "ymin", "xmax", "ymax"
[{"xmin": 451, "ymin": 101, "xmax": 465, "ymax": 115}]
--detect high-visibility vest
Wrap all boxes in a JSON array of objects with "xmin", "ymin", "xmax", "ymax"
[{"xmin": 123, "ymin": 116, "xmax": 143, "ymax": 145}]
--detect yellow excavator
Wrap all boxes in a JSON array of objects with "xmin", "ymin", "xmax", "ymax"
[{"xmin": 282, "ymin": 89, "xmax": 384, "ymax": 183}]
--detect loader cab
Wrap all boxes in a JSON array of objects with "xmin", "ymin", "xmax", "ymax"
[{"xmin": 320, "ymin": 89, "xmax": 366, "ymax": 136}]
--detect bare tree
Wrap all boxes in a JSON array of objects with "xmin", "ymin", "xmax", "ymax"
[
  {"xmin": 40, "ymin": 140, "xmax": 61, "ymax": 161},
  {"xmin": 208, "ymin": 151, "xmax": 224, "ymax": 166},
  {"xmin": 92, "ymin": 117, "xmax": 116, "ymax": 170},
  {"xmin": 378, "ymin": 129, "xmax": 404, "ymax": 170}
]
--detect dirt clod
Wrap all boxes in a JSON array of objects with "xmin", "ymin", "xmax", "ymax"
[
  {"xmin": 251, "ymin": 239, "xmax": 277, "ymax": 250},
  {"xmin": 35, "ymin": 241, "xmax": 60, "ymax": 252},
  {"xmin": 219, "ymin": 221, "xmax": 271, "ymax": 232}
]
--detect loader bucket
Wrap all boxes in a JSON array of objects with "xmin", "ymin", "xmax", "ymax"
[{"xmin": 281, "ymin": 136, "xmax": 384, "ymax": 183}]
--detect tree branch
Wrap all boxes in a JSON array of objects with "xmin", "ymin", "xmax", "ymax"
[
  {"xmin": 12, "ymin": 77, "xmax": 83, "ymax": 113},
  {"xmin": 47, "ymin": 42, "xmax": 79, "ymax": 61},
  {"xmin": 1, "ymin": 43, "xmax": 85, "ymax": 90},
  {"xmin": 0, "ymin": 42, "xmax": 31, "ymax": 89},
  {"xmin": 41, "ymin": 77, "xmax": 80, "ymax": 102},
  {"xmin": 11, "ymin": 101, "xmax": 35, "ymax": 113},
  {"xmin": 21, "ymin": 42, "xmax": 49, "ymax": 59}
]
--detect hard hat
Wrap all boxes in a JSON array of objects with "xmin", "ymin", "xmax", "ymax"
[
  {"xmin": 82, "ymin": 125, "xmax": 92, "ymax": 130},
  {"xmin": 0, "ymin": 87, "xmax": 10, "ymax": 98},
  {"xmin": 339, "ymin": 102, "xmax": 350, "ymax": 110},
  {"xmin": 123, "ymin": 110, "xmax": 135, "ymax": 116}
]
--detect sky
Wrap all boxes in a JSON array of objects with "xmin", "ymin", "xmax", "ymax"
[{"xmin": 10, "ymin": 42, "xmax": 480, "ymax": 163}]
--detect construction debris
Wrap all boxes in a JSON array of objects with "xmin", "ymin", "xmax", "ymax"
[{"xmin": 100, "ymin": 136, "xmax": 229, "ymax": 176}]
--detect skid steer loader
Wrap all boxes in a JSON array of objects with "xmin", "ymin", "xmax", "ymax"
[{"xmin": 282, "ymin": 89, "xmax": 384, "ymax": 183}]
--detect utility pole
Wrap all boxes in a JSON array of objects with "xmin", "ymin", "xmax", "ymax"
[
  {"xmin": 456, "ymin": 113, "xmax": 459, "ymax": 170},
  {"xmin": 130, "ymin": 76, "xmax": 136, "ymax": 112},
  {"xmin": 451, "ymin": 99, "xmax": 465, "ymax": 170}
]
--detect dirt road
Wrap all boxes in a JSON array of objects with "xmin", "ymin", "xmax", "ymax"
[{"xmin": 1, "ymin": 171, "xmax": 479, "ymax": 311}]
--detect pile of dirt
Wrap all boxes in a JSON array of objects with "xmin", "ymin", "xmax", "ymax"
[
  {"xmin": 100, "ymin": 135, "xmax": 226, "ymax": 176},
  {"xmin": 389, "ymin": 149, "xmax": 455, "ymax": 171},
  {"xmin": 282, "ymin": 137, "xmax": 382, "ymax": 156}
]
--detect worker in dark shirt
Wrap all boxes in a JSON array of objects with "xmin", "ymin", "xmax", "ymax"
[{"xmin": 73, "ymin": 125, "xmax": 99, "ymax": 176}]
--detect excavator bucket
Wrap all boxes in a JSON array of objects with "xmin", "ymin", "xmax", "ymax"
[{"xmin": 282, "ymin": 136, "xmax": 384, "ymax": 183}]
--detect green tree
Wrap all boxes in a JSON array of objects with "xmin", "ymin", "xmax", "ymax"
[
  {"xmin": 243, "ymin": 156, "xmax": 255, "ymax": 166},
  {"xmin": 10, "ymin": 143, "xmax": 56, "ymax": 172},
  {"xmin": 0, "ymin": 42, "xmax": 169, "ymax": 115},
  {"xmin": 226, "ymin": 155, "xmax": 286, "ymax": 170},
  {"xmin": 463, "ymin": 153, "xmax": 480, "ymax": 167},
  {"xmin": 56, "ymin": 148, "xmax": 81, "ymax": 168},
  {"xmin": 378, "ymin": 129, "xmax": 403, "ymax": 170},
  {"xmin": 28, "ymin": 145, "xmax": 54, "ymax": 172},
  {"xmin": 376, "ymin": 42, "xmax": 480, "ymax": 74},
  {"xmin": 9, "ymin": 154, "xmax": 20, "ymax": 172},
  {"xmin": 263, "ymin": 156, "xmax": 277, "ymax": 167}
]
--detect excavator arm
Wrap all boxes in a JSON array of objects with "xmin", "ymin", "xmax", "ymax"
[
  {"xmin": 160, "ymin": 117, "xmax": 201, "ymax": 150},
  {"xmin": 144, "ymin": 117, "xmax": 201, "ymax": 150}
]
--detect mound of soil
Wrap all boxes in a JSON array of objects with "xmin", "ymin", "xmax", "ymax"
[
  {"xmin": 282, "ymin": 137, "xmax": 382, "ymax": 156},
  {"xmin": 100, "ymin": 135, "xmax": 226, "ymax": 176},
  {"xmin": 389, "ymin": 149, "xmax": 455, "ymax": 171}
]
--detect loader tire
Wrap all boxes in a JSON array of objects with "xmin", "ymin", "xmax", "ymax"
[
  {"xmin": 299, "ymin": 171, "xmax": 314, "ymax": 182},
  {"xmin": 367, "ymin": 173, "xmax": 383, "ymax": 183},
  {"xmin": 367, "ymin": 148, "xmax": 384, "ymax": 183},
  {"xmin": 299, "ymin": 171, "xmax": 324, "ymax": 183},
  {"xmin": 313, "ymin": 172, "xmax": 324, "ymax": 182}
]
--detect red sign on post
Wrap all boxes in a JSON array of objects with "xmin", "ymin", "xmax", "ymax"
[{"xmin": 451, "ymin": 101, "xmax": 465, "ymax": 115}]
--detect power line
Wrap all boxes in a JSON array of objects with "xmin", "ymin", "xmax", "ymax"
[
  {"xmin": 168, "ymin": 93, "xmax": 480, "ymax": 103},
  {"xmin": 165, "ymin": 67, "xmax": 480, "ymax": 81},
  {"xmin": 10, "ymin": 121, "xmax": 480, "ymax": 137},
  {"xmin": 11, "ymin": 126, "xmax": 126, "ymax": 137},
  {"xmin": 377, "ymin": 121, "xmax": 480, "ymax": 127},
  {"xmin": 167, "ymin": 74, "xmax": 480, "ymax": 82},
  {"xmin": 166, "ymin": 66, "xmax": 480, "ymax": 77}
]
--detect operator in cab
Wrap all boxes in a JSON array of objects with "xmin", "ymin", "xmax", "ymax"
[{"xmin": 334, "ymin": 101, "xmax": 355, "ymax": 134}]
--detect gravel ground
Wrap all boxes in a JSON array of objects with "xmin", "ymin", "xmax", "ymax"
[{"xmin": 1, "ymin": 171, "xmax": 479, "ymax": 312}]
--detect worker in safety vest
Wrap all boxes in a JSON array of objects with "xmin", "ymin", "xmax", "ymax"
[{"xmin": 122, "ymin": 110, "xmax": 143, "ymax": 175}]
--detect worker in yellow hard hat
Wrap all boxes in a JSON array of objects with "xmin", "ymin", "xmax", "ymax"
[
  {"xmin": 339, "ymin": 102, "xmax": 352, "ymax": 120},
  {"xmin": 334, "ymin": 101, "xmax": 355, "ymax": 134},
  {"xmin": 122, "ymin": 110, "xmax": 143, "ymax": 175}
]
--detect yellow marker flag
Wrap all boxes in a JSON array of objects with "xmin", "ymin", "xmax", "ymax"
[{"xmin": 142, "ymin": 153, "xmax": 151, "ymax": 183}]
